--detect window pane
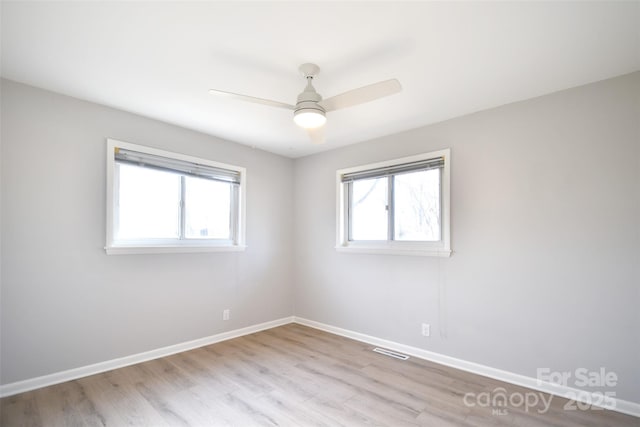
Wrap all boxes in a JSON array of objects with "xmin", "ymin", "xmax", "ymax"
[
  {"xmin": 116, "ymin": 164, "xmax": 180, "ymax": 240},
  {"xmin": 184, "ymin": 177, "xmax": 232, "ymax": 239},
  {"xmin": 394, "ymin": 169, "xmax": 441, "ymax": 241},
  {"xmin": 350, "ymin": 177, "xmax": 388, "ymax": 240}
]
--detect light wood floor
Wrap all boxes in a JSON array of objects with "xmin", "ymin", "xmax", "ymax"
[{"xmin": 1, "ymin": 324, "xmax": 637, "ymax": 426}]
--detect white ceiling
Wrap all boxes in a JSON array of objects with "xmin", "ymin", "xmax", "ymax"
[{"xmin": 2, "ymin": 1, "xmax": 638, "ymax": 158}]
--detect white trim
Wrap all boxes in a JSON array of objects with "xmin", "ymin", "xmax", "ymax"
[
  {"xmin": 0, "ymin": 316, "xmax": 293, "ymax": 398},
  {"xmin": 105, "ymin": 138, "xmax": 247, "ymax": 254},
  {"xmin": 105, "ymin": 245, "xmax": 247, "ymax": 255},
  {"xmin": 335, "ymin": 149, "xmax": 451, "ymax": 257},
  {"xmin": 335, "ymin": 246, "xmax": 452, "ymax": 257},
  {"xmin": 292, "ymin": 317, "xmax": 640, "ymax": 419}
]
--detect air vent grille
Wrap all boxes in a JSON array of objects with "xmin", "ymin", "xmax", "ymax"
[{"xmin": 372, "ymin": 347, "xmax": 410, "ymax": 360}]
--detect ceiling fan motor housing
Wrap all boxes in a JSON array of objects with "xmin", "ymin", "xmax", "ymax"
[{"xmin": 294, "ymin": 77, "xmax": 326, "ymax": 128}]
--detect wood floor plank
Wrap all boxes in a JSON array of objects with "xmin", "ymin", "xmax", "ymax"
[
  {"xmin": 256, "ymin": 390, "xmax": 339, "ymax": 427},
  {"xmin": 1, "ymin": 324, "xmax": 638, "ymax": 427},
  {"xmin": 163, "ymin": 350, "xmax": 241, "ymax": 397},
  {"xmin": 0, "ymin": 391, "xmax": 41, "ymax": 427},
  {"xmin": 75, "ymin": 373, "xmax": 169, "ymax": 427},
  {"xmin": 342, "ymin": 391, "xmax": 422, "ymax": 426},
  {"xmin": 33, "ymin": 380, "xmax": 106, "ymax": 427},
  {"xmin": 300, "ymin": 358, "xmax": 427, "ymax": 414},
  {"xmin": 305, "ymin": 394, "xmax": 387, "ymax": 427}
]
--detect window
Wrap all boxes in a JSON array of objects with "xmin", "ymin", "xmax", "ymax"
[
  {"xmin": 106, "ymin": 139, "xmax": 246, "ymax": 254},
  {"xmin": 336, "ymin": 149, "xmax": 451, "ymax": 256}
]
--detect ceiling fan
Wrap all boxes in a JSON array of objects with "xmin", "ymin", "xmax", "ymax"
[{"xmin": 208, "ymin": 63, "xmax": 402, "ymax": 144}]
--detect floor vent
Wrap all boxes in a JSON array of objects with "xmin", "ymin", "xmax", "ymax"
[{"xmin": 372, "ymin": 347, "xmax": 410, "ymax": 360}]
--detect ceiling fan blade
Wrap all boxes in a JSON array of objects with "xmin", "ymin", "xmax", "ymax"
[
  {"xmin": 318, "ymin": 79, "xmax": 401, "ymax": 112},
  {"xmin": 208, "ymin": 89, "xmax": 295, "ymax": 110},
  {"xmin": 306, "ymin": 126, "xmax": 325, "ymax": 145}
]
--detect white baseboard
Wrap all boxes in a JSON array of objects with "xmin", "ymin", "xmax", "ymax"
[
  {"xmin": 3, "ymin": 315, "xmax": 638, "ymax": 419},
  {"xmin": 0, "ymin": 316, "xmax": 294, "ymax": 398},
  {"xmin": 293, "ymin": 316, "xmax": 640, "ymax": 419}
]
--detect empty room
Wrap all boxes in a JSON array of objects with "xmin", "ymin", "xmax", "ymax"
[{"xmin": 1, "ymin": 1, "xmax": 639, "ymax": 426}]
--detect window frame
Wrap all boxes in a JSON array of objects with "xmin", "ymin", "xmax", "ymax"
[
  {"xmin": 336, "ymin": 149, "xmax": 451, "ymax": 257},
  {"xmin": 105, "ymin": 138, "xmax": 246, "ymax": 255}
]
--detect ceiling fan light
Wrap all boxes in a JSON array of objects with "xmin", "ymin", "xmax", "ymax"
[{"xmin": 294, "ymin": 109, "xmax": 326, "ymax": 129}]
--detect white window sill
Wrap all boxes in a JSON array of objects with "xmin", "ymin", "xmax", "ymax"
[
  {"xmin": 105, "ymin": 245, "xmax": 247, "ymax": 255},
  {"xmin": 335, "ymin": 245, "xmax": 451, "ymax": 257}
]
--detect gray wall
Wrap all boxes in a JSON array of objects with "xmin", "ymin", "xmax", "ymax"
[
  {"xmin": 0, "ymin": 79, "xmax": 294, "ymax": 384},
  {"xmin": 293, "ymin": 72, "xmax": 640, "ymax": 402}
]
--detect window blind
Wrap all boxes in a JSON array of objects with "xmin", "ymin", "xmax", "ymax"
[
  {"xmin": 341, "ymin": 157, "xmax": 444, "ymax": 183},
  {"xmin": 115, "ymin": 148, "xmax": 241, "ymax": 184}
]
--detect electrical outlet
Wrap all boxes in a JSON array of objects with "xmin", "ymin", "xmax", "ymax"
[
  {"xmin": 223, "ymin": 309, "xmax": 230, "ymax": 321},
  {"xmin": 421, "ymin": 323, "xmax": 430, "ymax": 337}
]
